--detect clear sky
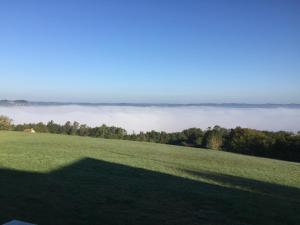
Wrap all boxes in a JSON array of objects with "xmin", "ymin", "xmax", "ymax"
[{"xmin": 0, "ymin": 0, "xmax": 299, "ymax": 103}]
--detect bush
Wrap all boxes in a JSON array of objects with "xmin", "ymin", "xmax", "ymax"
[{"xmin": 0, "ymin": 115, "xmax": 12, "ymax": 130}]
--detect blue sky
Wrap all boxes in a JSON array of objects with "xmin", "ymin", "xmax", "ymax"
[{"xmin": 0, "ymin": 0, "xmax": 299, "ymax": 103}]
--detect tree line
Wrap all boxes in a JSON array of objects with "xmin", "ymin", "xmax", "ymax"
[{"xmin": 1, "ymin": 115, "xmax": 299, "ymax": 162}]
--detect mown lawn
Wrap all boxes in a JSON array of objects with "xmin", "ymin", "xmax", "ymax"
[{"xmin": 0, "ymin": 131, "xmax": 299, "ymax": 225}]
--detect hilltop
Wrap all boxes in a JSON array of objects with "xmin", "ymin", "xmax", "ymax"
[{"xmin": 0, "ymin": 131, "xmax": 299, "ymax": 225}]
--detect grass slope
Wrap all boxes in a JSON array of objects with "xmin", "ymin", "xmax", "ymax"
[{"xmin": 0, "ymin": 131, "xmax": 299, "ymax": 225}]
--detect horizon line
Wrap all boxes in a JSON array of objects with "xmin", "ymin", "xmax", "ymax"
[{"xmin": 1, "ymin": 99, "xmax": 300, "ymax": 106}]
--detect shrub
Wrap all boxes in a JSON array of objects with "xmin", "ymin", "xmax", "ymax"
[{"xmin": 0, "ymin": 115, "xmax": 12, "ymax": 130}]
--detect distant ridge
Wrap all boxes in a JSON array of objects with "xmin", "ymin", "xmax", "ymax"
[{"xmin": 1, "ymin": 99, "xmax": 300, "ymax": 108}]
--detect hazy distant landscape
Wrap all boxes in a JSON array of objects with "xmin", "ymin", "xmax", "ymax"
[
  {"xmin": 1, "ymin": 102, "xmax": 300, "ymax": 132},
  {"xmin": 1, "ymin": 1, "xmax": 300, "ymax": 224}
]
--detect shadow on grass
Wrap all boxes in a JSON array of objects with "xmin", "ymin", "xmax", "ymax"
[
  {"xmin": 182, "ymin": 169, "xmax": 300, "ymax": 201},
  {"xmin": 0, "ymin": 158, "xmax": 299, "ymax": 225}
]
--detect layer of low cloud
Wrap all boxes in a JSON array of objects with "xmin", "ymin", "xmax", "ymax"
[{"xmin": 1, "ymin": 106, "xmax": 300, "ymax": 133}]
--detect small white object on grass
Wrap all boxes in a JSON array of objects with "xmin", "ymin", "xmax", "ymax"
[{"xmin": 2, "ymin": 220, "xmax": 36, "ymax": 225}]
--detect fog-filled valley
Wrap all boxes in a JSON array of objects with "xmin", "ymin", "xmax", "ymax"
[{"xmin": 1, "ymin": 105, "xmax": 300, "ymax": 133}]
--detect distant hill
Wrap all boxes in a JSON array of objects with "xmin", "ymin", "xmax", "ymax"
[
  {"xmin": 0, "ymin": 99, "xmax": 29, "ymax": 106},
  {"xmin": 1, "ymin": 99, "xmax": 300, "ymax": 108}
]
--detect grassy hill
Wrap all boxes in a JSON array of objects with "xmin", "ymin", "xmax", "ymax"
[{"xmin": 0, "ymin": 131, "xmax": 299, "ymax": 225}]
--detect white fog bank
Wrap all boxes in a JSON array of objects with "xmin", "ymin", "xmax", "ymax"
[{"xmin": 1, "ymin": 106, "xmax": 300, "ymax": 133}]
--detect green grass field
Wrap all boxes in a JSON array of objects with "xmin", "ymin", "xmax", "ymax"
[{"xmin": 0, "ymin": 131, "xmax": 299, "ymax": 225}]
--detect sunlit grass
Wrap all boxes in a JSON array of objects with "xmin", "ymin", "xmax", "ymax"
[{"xmin": 1, "ymin": 131, "xmax": 299, "ymax": 188}]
